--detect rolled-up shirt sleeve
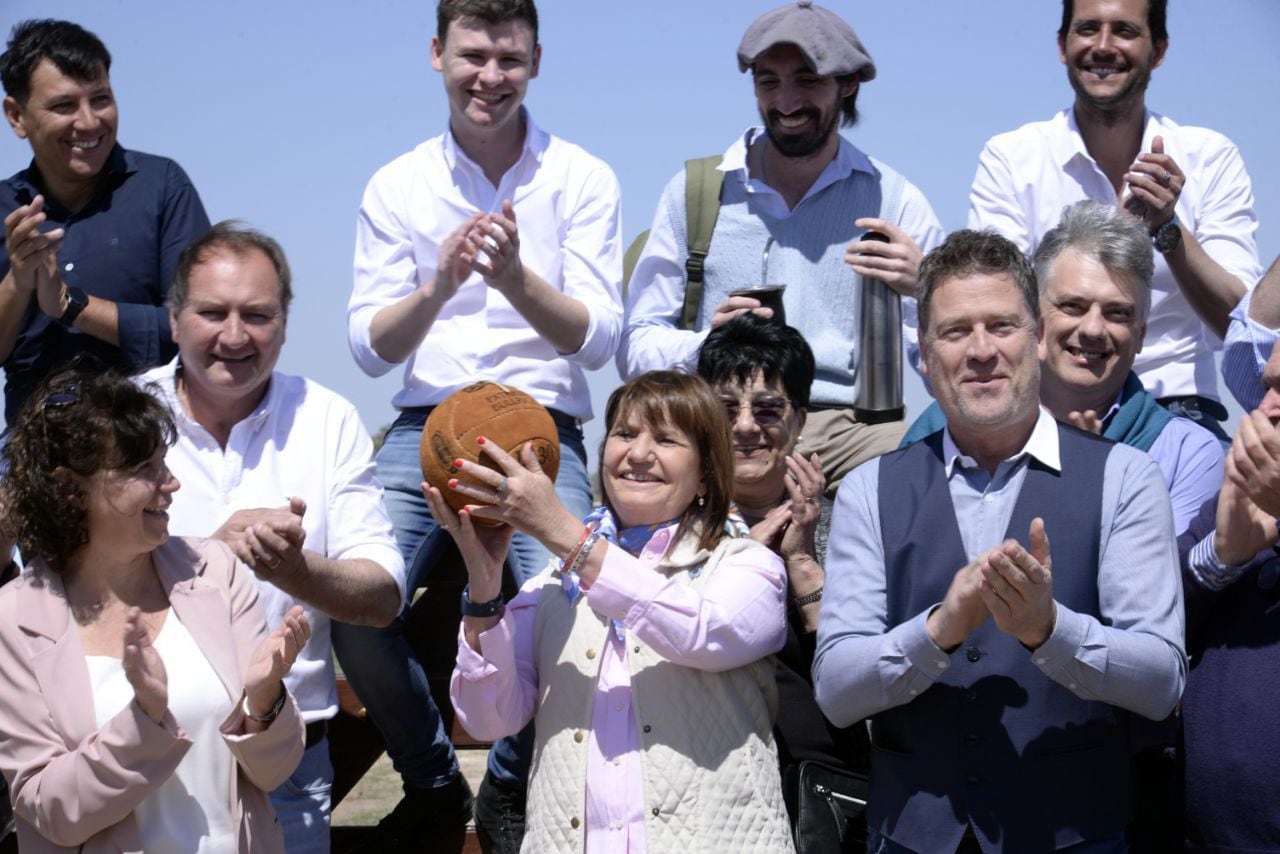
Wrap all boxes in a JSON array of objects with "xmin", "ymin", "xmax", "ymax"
[
  {"xmin": 813, "ymin": 459, "xmax": 954, "ymax": 728},
  {"xmin": 118, "ymin": 161, "xmax": 210, "ymax": 369},
  {"xmin": 1222, "ymin": 289, "xmax": 1277, "ymax": 412},
  {"xmin": 1191, "ymin": 138, "xmax": 1261, "ymax": 299},
  {"xmin": 348, "ymin": 168, "xmax": 416, "ymax": 377},
  {"xmin": 323, "ymin": 397, "xmax": 406, "ymax": 606},
  {"xmin": 557, "ymin": 161, "xmax": 623, "ymax": 369},
  {"xmin": 617, "ymin": 170, "xmax": 709, "ymax": 379}
]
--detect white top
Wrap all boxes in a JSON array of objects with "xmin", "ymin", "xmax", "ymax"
[
  {"xmin": 967, "ymin": 108, "xmax": 1262, "ymax": 401},
  {"xmin": 620, "ymin": 127, "xmax": 945, "ymax": 376},
  {"xmin": 348, "ymin": 109, "xmax": 623, "ymax": 420},
  {"xmin": 86, "ymin": 611, "xmax": 237, "ymax": 854},
  {"xmin": 141, "ymin": 360, "xmax": 406, "ymax": 722}
]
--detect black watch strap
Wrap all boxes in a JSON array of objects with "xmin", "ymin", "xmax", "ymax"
[
  {"xmin": 1152, "ymin": 217, "xmax": 1182, "ymax": 254},
  {"xmin": 461, "ymin": 585, "xmax": 504, "ymax": 618},
  {"xmin": 58, "ymin": 287, "xmax": 88, "ymax": 328}
]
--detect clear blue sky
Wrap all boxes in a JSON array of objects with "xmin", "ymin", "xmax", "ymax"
[{"xmin": 3, "ymin": 0, "xmax": 1278, "ymax": 454}]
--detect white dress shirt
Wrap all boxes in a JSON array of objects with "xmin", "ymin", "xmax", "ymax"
[
  {"xmin": 968, "ymin": 108, "xmax": 1262, "ymax": 401},
  {"xmin": 142, "ymin": 360, "xmax": 407, "ymax": 722},
  {"xmin": 348, "ymin": 110, "xmax": 622, "ymax": 420},
  {"xmin": 621, "ymin": 127, "xmax": 944, "ymax": 378}
]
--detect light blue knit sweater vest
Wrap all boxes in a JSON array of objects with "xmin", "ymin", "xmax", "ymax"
[{"xmin": 669, "ymin": 155, "xmax": 905, "ymax": 406}]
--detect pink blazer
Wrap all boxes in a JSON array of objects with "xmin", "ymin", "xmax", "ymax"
[{"xmin": 0, "ymin": 537, "xmax": 305, "ymax": 853}]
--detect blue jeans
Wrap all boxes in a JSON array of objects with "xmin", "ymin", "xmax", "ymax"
[
  {"xmin": 329, "ymin": 410, "xmax": 592, "ymax": 789},
  {"xmin": 270, "ymin": 736, "xmax": 333, "ymax": 853}
]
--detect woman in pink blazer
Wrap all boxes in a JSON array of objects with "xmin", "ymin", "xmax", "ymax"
[{"xmin": 0, "ymin": 367, "xmax": 309, "ymax": 853}]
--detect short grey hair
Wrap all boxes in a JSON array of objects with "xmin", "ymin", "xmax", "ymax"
[{"xmin": 1033, "ymin": 200, "xmax": 1154, "ymax": 322}]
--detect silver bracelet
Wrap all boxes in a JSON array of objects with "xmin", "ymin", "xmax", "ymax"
[
  {"xmin": 242, "ymin": 690, "xmax": 286, "ymax": 723},
  {"xmin": 793, "ymin": 586, "xmax": 824, "ymax": 607},
  {"xmin": 566, "ymin": 531, "xmax": 603, "ymax": 578}
]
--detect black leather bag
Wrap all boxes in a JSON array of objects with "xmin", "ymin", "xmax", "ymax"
[{"xmin": 794, "ymin": 760, "xmax": 869, "ymax": 853}]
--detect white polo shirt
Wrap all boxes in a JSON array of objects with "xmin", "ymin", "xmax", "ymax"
[{"xmin": 142, "ymin": 359, "xmax": 406, "ymax": 723}]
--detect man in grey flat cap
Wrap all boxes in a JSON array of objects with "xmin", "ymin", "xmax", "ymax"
[{"xmin": 619, "ymin": 0, "xmax": 945, "ymax": 494}]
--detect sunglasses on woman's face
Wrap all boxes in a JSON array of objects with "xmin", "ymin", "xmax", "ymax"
[{"xmin": 720, "ymin": 397, "xmax": 792, "ymax": 427}]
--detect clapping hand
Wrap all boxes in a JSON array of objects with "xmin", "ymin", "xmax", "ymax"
[
  {"xmin": 1123, "ymin": 135, "xmax": 1183, "ymax": 232},
  {"xmin": 469, "ymin": 201, "xmax": 524, "ymax": 292},
  {"xmin": 1066, "ymin": 410, "xmax": 1104, "ymax": 435},
  {"xmin": 979, "ymin": 518, "xmax": 1056, "ymax": 649},
  {"xmin": 242, "ymin": 605, "xmax": 310, "ymax": 720},
  {"xmin": 215, "ymin": 499, "xmax": 308, "ymax": 584},
  {"xmin": 122, "ymin": 607, "xmax": 167, "ymax": 723},
  {"xmin": 4, "ymin": 195, "xmax": 64, "ymax": 302}
]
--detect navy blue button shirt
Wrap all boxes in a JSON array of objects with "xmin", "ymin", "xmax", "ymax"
[{"xmin": 0, "ymin": 144, "xmax": 210, "ymax": 423}]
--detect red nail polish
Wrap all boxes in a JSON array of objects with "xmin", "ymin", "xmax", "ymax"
[
  {"xmin": 448, "ymin": 478, "xmax": 458, "ymax": 489},
  {"xmin": 453, "ymin": 458, "xmax": 463, "ymax": 469},
  {"xmin": 476, "ymin": 436, "xmax": 486, "ymax": 445}
]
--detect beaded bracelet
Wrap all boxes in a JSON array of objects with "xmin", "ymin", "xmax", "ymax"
[
  {"xmin": 566, "ymin": 531, "xmax": 603, "ymax": 579},
  {"xmin": 559, "ymin": 526, "xmax": 592, "ymax": 572}
]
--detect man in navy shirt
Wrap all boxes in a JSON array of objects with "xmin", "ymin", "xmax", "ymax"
[{"xmin": 0, "ymin": 19, "xmax": 210, "ymax": 425}]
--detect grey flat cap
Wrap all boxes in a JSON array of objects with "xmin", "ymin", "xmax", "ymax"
[{"xmin": 737, "ymin": 0, "xmax": 876, "ymax": 80}]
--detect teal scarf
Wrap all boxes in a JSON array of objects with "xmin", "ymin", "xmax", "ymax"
[{"xmin": 898, "ymin": 372, "xmax": 1171, "ymax": 452}]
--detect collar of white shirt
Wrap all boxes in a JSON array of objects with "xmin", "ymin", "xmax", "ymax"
[
  {"xmin": 1056, "ymin": 106, "xmax": 1166, "ymax": 170},
  {"xmin": 942, "ymin": 406, "xmax": 1062, "ymax": 477},
  {"xmin": 440, "ymin": 105, "xmax": 548, "ymax": 174}
]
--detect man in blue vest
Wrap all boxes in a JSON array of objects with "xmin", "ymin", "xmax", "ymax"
[
  {"xmin": 901, "ymin": 201, "xmax": 1224, "ymax": 538},
  {"xmin": 814, "ymin": 229, "xmax": 1186, "ymax": 852}
]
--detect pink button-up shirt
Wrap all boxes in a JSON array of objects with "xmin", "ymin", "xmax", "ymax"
[{"xmin": 450, "ymin": 525, "xmax": 787, "ymax": 853}]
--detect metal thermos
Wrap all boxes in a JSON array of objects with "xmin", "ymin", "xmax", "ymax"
[{"xmin": 853, "ymin": 231, "xmax": 904, "ymax": 419}]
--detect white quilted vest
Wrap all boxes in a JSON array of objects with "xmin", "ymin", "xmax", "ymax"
[{"xmin": 522, "ymin": 534, "xmax": 795, "ymax": 853}]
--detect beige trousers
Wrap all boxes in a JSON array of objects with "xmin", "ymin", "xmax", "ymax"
[{"xmin": 796, "ymin": 408, "xmax": 906, "ymax": 498}]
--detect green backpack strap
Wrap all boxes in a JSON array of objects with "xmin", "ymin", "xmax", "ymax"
[
  {"xmin": 679, "ymin": 155, "xmax": 725, "ymax": 330},
  {"xmin": 620, "ymin": 155, "xmax": 725, "ymax": 331},
  {"xmin": 622, "ymin": 229, "xmax": 651, "ymax": 299}
]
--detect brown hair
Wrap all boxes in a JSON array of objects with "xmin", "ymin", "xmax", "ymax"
[
  {"xmin": 437, "ymin": 0, "xmax": 539, "ymax": 44},
  {"xmin": 599, "ymin": 371, "xmax": 734, "ymax": 554},
  {"xmin": 1, "ymin": 362, "xmax": 174, "ymax": 573}
]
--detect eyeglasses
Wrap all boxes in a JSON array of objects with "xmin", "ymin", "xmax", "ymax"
[{"xmin": 721, "ymin": 397, "xmax": 793, "ymax": 427}]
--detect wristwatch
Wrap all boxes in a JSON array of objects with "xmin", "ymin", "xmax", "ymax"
[
  {"xmin": 1152, "ymin": 217, "xmax": 1182, "ymax": 254},
  {"xmin": 58, "ymin": 286, "xmax": 88, "ymax": 328},
  {"xmin": 461, "ymin": 584, "xmax": 504, "ymax": 618}
]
